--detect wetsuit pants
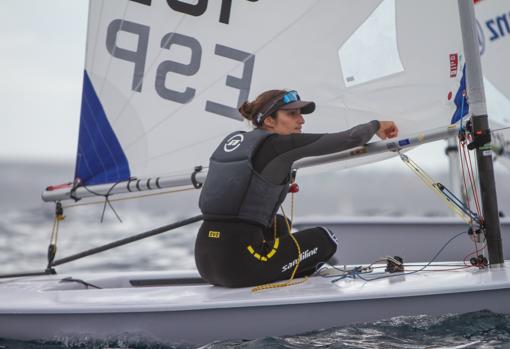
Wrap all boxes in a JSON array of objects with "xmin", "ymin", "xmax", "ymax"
[{"xmin": 194, "ymin": 215, "xmax": 338, "ymax": 288}]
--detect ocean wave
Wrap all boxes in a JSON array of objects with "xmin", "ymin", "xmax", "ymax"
[{"xmin": 2, "ymin": 310, "xmax": 508, "ymax": 349}]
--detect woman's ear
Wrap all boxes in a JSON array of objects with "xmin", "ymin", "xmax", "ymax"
[{"xmin": 263, "ymin": 116, "xmax": 275, "ymax": 129}]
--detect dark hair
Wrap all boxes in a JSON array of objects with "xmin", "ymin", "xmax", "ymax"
[{"xmin": 238, "ymin": 89, "xmax": 286, "ymax": 127}]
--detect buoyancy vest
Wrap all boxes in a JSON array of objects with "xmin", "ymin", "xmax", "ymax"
[{"xmin": 199, "ymin": 129, "xmax": 290, "ymax": 227}]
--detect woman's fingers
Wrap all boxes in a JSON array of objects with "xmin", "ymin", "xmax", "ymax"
[{"xmin": 377, "ymin": 121, "xmax": 399, "ymax": 139}]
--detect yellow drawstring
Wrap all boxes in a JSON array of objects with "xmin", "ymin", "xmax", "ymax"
[{"xmin": 252, "ymin": 191, "xmax": 308, "ymax": 292}]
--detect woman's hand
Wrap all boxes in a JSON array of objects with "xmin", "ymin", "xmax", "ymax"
[{"xmin": 376, "ymin": 121, "xmax": 399, "ymax": 140}]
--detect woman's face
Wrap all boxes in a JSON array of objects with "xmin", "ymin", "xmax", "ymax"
[{"xmin": 263, "ymin": 109, "xmax": 305, "ymax": 135}]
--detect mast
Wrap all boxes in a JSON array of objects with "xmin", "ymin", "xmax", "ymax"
[{"xmin": 458, "ymin": 0, "xmax": 504, "ymax": 265}]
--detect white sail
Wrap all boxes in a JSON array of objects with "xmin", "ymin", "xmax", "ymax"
[
  {"xmin": 72, "ymin": 0, "xmax": 465, "ymax": 188},
  {"xmin": 474, "ymin": 0, "xmax": 510, "ymax": 167},
  {"xmin": 475, "ymin": 0, "xmax": 510, "ymax": 126}
]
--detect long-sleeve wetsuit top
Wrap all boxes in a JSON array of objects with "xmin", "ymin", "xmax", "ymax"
[{"xmin": 252, "ymin": 120, "xmax": 380, "ymax": 184}]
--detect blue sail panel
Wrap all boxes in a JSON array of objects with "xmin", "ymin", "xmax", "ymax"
[
  {"xmin": 74, "ymin": 71, "xmax": 131, "ymax": 186},
  {"xmin": 450, "ymin": 65, "xmax": 470, "ymax": 124}
]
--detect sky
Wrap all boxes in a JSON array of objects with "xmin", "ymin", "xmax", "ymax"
[{"xmin": 0, "ymin": 0, "xmax": 88, "ymax": 162}]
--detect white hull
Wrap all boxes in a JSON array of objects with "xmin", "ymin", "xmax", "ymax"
[
  {"xmin": 295, "ymin": 217, "xmax": 510, "ymax": 264},
  {"xmin": 1, "ymin": 264, "xmax": 510, "ymax": 345}
]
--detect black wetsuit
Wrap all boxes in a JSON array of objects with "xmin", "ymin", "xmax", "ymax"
[{"xmin": 195, "ymin": 121, "xmax": 380, "ymax": 287}]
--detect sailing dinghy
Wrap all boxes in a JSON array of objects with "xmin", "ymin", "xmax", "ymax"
[{"xmin": 1, "ymin": 0, "xmax": 509, "ymax": 345}]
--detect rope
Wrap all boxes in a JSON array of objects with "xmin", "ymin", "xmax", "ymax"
[
  {"xmin": 322, "ymin": 230, "xmax": 471, "ymax": 283},
  {"xmin": 458, "ymin": 134, "xmax": 487, "ymax": 257},
  {"xmin": 463, "ymin": 243, "xmax": 487, "ymax": 267},
  {"xmin": 252, "ymin": 190, "xmax": 308, "ymax": 292},
  {"xmin": 464, "ymin": 141, "xmax": 483, "ymax": 218},
  {"xmin": 50, "ymin": 214, "xmax": 62, "ymax": 246},
  {"xmin": 46, "ymin": 202, "xmax": 65, "ymax": 269},
  {"xmin": 399, "ymin": 152, "xmax": 473, "ymax": 224},
  {"xmin": 400, "ymin": 145, "xmax": 486, "ymax": 264},
  {"xmin": 63, "ymin": 186, "xmax": 196, "ymax": 210}
]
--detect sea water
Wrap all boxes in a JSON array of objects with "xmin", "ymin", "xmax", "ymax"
[
  {"xmin": 1, "ymin": 311, "xmax": 510, "ymax": 348},
  {"xmin": 1, "ymin": 161, "xmax": 510, "ymax": 348}
]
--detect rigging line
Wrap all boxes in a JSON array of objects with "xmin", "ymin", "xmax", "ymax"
[
  {"xmin": 437, "ymin": 184, "xmax": 481, "ymax": 223},
  {"xmin": 402, "ymin": 153, "xmax": 475, "ymax": 222},
  {"xmin": 473, "ymin": 151, "xmax": 483, "ymax": 217},
  {"xmin": 459, "ymin": 140, "xmax": 472, "ymax": 215},
  {"xmin": 399, "ymin": 153, "xmax": 472, "ymax": 223},
  {"xmin": 331, "ymin": 230, "xmax": 470, "ymax": 283},
  {"xmin": 110, "ymin": 15, "xmax": 188, "ymax": 125},
  {"xmin": 372, "ymin": 263, "xmax": 468, "ymax": 268},
  {"xmin": 99, "ymin": 181, "xmax": 124, "ymax": 223},
  {"xmin": 459, "ymin": 139, "xmax": 481, "ymax": 255},
  {"xmin": 459, "ymin": 140, "xmax": 478, "ymax": 220},
  {"xmin": 62, "ymin": 186, "xmax": 196, "ymax": 209},
  {"xmin": 408, "ymin": 266, "xmax": 472, "ymax": 272},
  {"xmin": 77, "ymin": 181, "xmax": 123, "ymax": 222},
  {"xmin": 50, "ymin": 216, "xmax": 58, "ymax": 245},
  {"xmin": 149, "ymin": 166, "xmax": 210, "ymax": 179},
  {"xmin": 459, "ymin": 139, "xmax": 480, "ymax": 229},
  {"xmin": 462, "ymin": 142, "xmax": 478, "ymax": 214},
  {"xmin": 464, "ymin": 243, "xmax": 488, "ymax": 267},
  {"xmin": 464, "ymin": 141, "xmax": 483, "ymax": 218},
  {"xmin": 123, "ymin": 0, "xmax": 322, "ymax": 153},
  {"xmin": 316, "ymin": 258, "xmax": 475, "ymax": 279},
  {"xmin": 460, "ymin": 117, "xmax": 483, "ymax": 218}
]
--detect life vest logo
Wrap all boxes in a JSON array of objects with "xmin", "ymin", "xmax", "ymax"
[
  {"xmin": 223, "ymin": 134, "xmax": 244, "ymax": 152},
  {"xmin": 208, "ymin": 231, "xmax": 221, "ymax": 238}
]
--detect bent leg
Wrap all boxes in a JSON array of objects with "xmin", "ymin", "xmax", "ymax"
[
  {"xmin": 276, "ymin": 226, "xmax": 339, "ymax": 279},
  {"xmin": 242, "ymin": 226, "xmax": 339, "ymax": 286},
  {"xmin": 195, "ymin": 221, "xmax": 338, "ymax": 288}
]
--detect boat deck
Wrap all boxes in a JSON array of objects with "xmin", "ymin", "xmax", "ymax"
[{"xmin": 1, "ymin": 262, "xmax": 509, "ymax": 314}]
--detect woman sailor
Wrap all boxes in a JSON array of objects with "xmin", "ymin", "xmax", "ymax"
[{"xmin": 195, "ymin": 89, "xmax": 398, "ymax": 288}]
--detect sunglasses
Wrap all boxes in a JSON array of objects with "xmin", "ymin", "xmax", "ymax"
[{"xmin": 255, "ymin": 90, "xmax": 301, "ymax": 126}]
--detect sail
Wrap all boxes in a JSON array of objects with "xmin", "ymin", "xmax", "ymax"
[
  {"xmin": 474, "ymin": 0, "xmax": 510, "ymax": 166},
  {"xmin": 475, "ymin": 0, "xmax": 510, "ymax": 127},
  {"xmin": 75, "ymin": 0, "xmax": 465, "ymax": 187}
]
